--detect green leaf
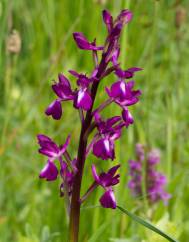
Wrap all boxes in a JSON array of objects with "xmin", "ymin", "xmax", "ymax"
[
  {"xmin": 88, "ymin": 222, "xmax": 110, "ymax": 242},
  {"xmin": 117, "ymin": 206, "xmax": 179, "ymax": 242}
]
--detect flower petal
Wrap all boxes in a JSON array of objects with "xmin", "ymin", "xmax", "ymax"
[
  {"xmin": 73, "ymin": 32, "xmax": 103, "ymax": 51},
  {"xmin": 93, "ymin": 138, "xmax": 115, "ymax": 160},
  {"xmin": 102, "ymin": 10, "xmax": 113, "ymax": 33},
  {"xmin": 45, "ymin": 100, "xmax": 62, "ymax": 120},
  {"xmin": 122, "ymin": 109, "xmax": 134, "ymax": 127},
  {"xmin": 116, "ymin": 9, "xmax": 133, "ymax": 25},
  {"xmin": 74, "ymin": 89, "xmax": 92, "ymax": 111},
  {"xmin": 91, "ymin": 164, "xmax": 101, "ymax": 184},
  {"xmin": 110, "ymin": 80, "xmax": 127, "ymax": 99},
  {"xmin": 59, "ymin": 135, "xmax": 71, "ymax": 154},
  {"xmin": 107, "ymin": 164, "xmax": 120, "ymax": 177},
  {"xmin": 52, "ymin": 74, "xmax": 74, "ymax": 100},
  {"xmin": 39, "ymin": 161, "xmax": 58, "ymax": 181},
  {"xmin": 100, "ymin": 189, "xmax": 116, "ymax": 209},
  {"xmin": 37, "ymin": 134, "xmax": 59, "ymax": 158},
  {"xmin": 37, "ymin": 134, "xmax": 53, "ymax": 146}
]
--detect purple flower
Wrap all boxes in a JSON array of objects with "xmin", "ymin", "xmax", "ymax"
[
  {"xmin": 106, "ymin": 80, "xmax": 141, "ymax": 110},
  {"xmin": 37, "ymin": 134, "xmax": 70, "ymax": 160},
  {"xmin": 37, "ymin": 134, "xmax": 71, "ymax": 182},
  {"xmin": 60, "ymin": 161, "xmax": 75, "ymax": 197},
  {"xmin": 92, "ymin": 113, "xmax": 121, "ymax": 160},
  {"xmin": 115, "ymin": 67, "xmax": 143, "ymax": 79},
  {"xmin": 111, "ymin": 48, "xmax": 120, "ymax": 66},
  {"xmin": 39, "ymin": 160, "xmax": 58, "ymax": 181},
  {"xmin": 37, "ymin": 134, "xmax": 60, "ymax": 158},
  {"xmin": 45, "ymin": 74, "xmax": 74, "ymax": 120},
  {"xmin": 69, "ymin": 70, "xmax": 93, "ymax": 111},
  {"xmin": 45, "ymin": 71, "xmax": 94, "ymax": 118},
  {"xmin": 147, "ymin": 170, "xmax": 171, "ymax": 204},
  {"xmin": 45, "ymin": 100, "xmax": 62, "ymax": 120},
  {"xmin": 93, "ymin": 138, "xmax": 115, "ymax": 160},
  {"xmin": 100, "ymin": 190, "xmax": 116, "ymax": 209},
  {"xmin": 38, "ymin": 9, "xmax": 143, "ymax": 218},
  {"xmin": 129, "ymin": 159, "xmax": 142, "ymax": 173},
  {"xmin": 122, "ymin": 109, "xmax": 134, "ymax": 127},
  {"xmin": 147, "ymin": 149, "xmax": 161, "ymax": 165},
  {"xmin": 135, "ymin": 143, "xmax": 145, "ymax": 161},
  {"xmin": 52, "ymin": 74, "xmax": 74, "ymax": 100},
  {"xmin": 103, "ymin": 9, "xmax": 132, "ymax": 63},
  {"xmin": 115, "ymin": 9, "xmax": 133, "ymax": 25},
  {"xmin": 102, "ymin": 10, "xmax": 113, "ymax": 33},
  {"xmin": 73, "ymin": 32, "xmax": 103, "ymax": 51},
  {"xmin": 74, "ymin": 89, "xmax": 92, "ymax": 111},
  {"xmin": 128, "ymin": 145, "xmax": 171, "ymax": 205},
  {"xmin": 92, "ymin": 164, "xmax": 120, "ymax": 209}
]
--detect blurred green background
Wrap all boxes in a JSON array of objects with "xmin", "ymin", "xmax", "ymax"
[{"xmin": 0, "ymin": 0, "xmax": 189, "ymax": 241}]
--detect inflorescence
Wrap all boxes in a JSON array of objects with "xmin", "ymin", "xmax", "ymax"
[
  {"xmin": 37, "ymin": 9, "xmax": 142, "ymax": 210},
  {"xmin": 128, "ymin": 144, "xmax": 171, "ymax": 205}
]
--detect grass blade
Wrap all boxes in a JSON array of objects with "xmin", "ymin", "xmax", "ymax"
[{"xmin": 117, "ymin": 206, "xmax": 178, "ymax": 242}]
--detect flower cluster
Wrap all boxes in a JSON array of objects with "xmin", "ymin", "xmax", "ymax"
[
  {"xmin": 128, "ymin": 144, "xmax": 171, "ymax": 205},
  {"xmin": 37, "ymin": 134, "xmax": 77, "ymax": 196},
  {"xmin": 37, "ymin": 9, "xmax": 142, "ymax": 210}
]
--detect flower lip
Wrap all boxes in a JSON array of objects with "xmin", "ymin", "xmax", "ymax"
[
  {"xmin": 39, "ymin": 160, "xmax": 58, "ymax": 181},
  {"xmin": 100, "ymin": 189, "xmax": 117, "ymax": 209},
  {"xmin": 45, "ymin": 100, "xmax": 62, "ymax": 120},
  {"xmin": 74, "ymin": 89, "xmax": 92, "ymax": 111},
  {"xmin": 93, "ymin": 137, "xmax": 115, "ymax": 160},
  {"xmin": 122, "ymin": 108, "xmax": 134, "ymax": 127}
]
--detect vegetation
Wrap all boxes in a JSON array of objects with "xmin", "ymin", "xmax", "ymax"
[{"xmin": 0, "ymin": 0, "xmax": 189, "ymax": 241}]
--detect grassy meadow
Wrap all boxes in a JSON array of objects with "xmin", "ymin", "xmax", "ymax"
[{"xmin": 0, "ymin": 0, "xmax": 189, "ymax": 241}]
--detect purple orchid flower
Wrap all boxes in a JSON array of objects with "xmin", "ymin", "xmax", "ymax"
[
  {"xmin": 106, "ymin": 80, "xmax": 141, "ymax": 109},
  {"xmin": 73, "ymin": 32, "xmax": 103, "ymax": 51},
  {"xmin": 45, "ymin": 100, "xmax": 62, "ymax": 120},
  {"xmin": 115, "ymin": 9, "xmax": 133, "ymax": 25},
  {"xmin": 69, "ymin": 70, "xmax": 93, "ymax": 111},
  {"xmin": 128, "ymin": 145, "xmax": 171, "ymax": 205},
  {"xmin": 92, "ymin": 113, "xmax": 121, "ymax": 160},
  {"xmin": 122, "ymin": 108, "xmax": 134, "ymax": 127},
  {"xmin": 45, "ymin": 74, "xmax": 75, "ymax": 120},
  {"xmin": 45, "ymin": 71, "xmax": 94, "ymax": 119},
  {"xmin": 103, "ymin": 9, "xmax": 132, "ymax": 64},
  {"xmin": 147, "ymin": 148, "xmax": 161, "ymax": 165},
  {"xmin": 92, "ymin": 164, "xmax": 120, "ymax": 209},
  {"xmin": 39, "ymin": 160, "xmax": 58, "ymax": 181},
  {"xmin": 135, "ymin": 143, "xmax": 145, "ymax": 161},
  {"xmin": 115, "ymin": 67, "xmax": 143, "ymax": 79},
  {"xmin": 37, "ymin": 134, "xmax": 70, "ymax": 181}
]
